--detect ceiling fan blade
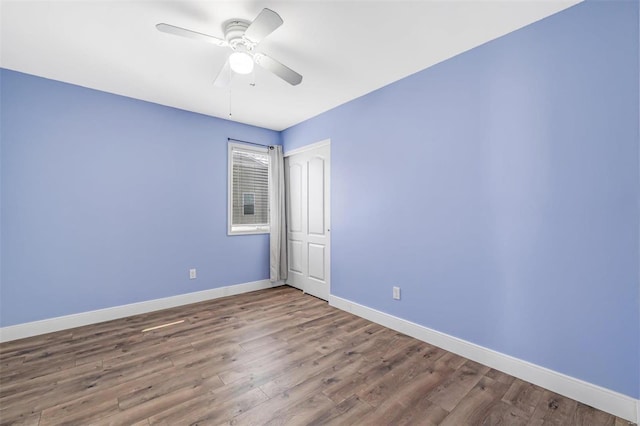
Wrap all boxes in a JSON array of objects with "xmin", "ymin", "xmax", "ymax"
[
  {"xmin": 244, "ymin": 9, "xmax": 283, "ymax": 44},
  {"xmin": 156, "ymin": 23, "xmax": 227, "ymax": 47},
  {"xmin": 213, "ymin": 58, "xmax": 233, "ymax": 88},
  {"xmin": 254, "ymin": 53, "xmax": 302, "ymax": 86}
]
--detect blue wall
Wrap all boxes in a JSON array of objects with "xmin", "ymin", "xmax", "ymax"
[
  {"xmin": 282, "ymin": 1, "xmax": 639, "ymax": 398},
  {"xmin": 1, "ymin": 69, "xmax": 279, "ymax": 326}
]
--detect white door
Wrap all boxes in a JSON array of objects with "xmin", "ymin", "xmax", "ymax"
[{"xmin": 285, "ymin": 143, "xmax": 330, "ymax": 300}]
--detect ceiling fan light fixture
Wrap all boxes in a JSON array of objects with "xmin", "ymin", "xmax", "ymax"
[{"xmin": 229, "ymin": 51, "xmax": 254, "ymax": 74}]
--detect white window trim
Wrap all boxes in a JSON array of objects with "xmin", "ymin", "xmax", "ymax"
[{"xmin": 228, "ymin": 142, "xmax": 270, "ymax": 236}]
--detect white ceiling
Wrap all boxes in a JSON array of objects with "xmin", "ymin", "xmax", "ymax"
[{"xmin": 1, "ymin": 1, "xmax": 580, "ymax": 131}]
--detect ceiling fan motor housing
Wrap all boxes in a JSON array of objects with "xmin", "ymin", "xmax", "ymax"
[{"xmin": 224, "ymin": 20, "xmax": 254, "ymax": 51}]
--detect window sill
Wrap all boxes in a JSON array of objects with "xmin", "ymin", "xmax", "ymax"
[{"xmin": 228, "ymin": 225, "xmax": 270, "ymax": 236}]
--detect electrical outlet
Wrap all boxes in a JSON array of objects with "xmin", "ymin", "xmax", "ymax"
[
  {"xmin": 393, "ymin": 286, "xmax": 401, "ymax": 300},
  {"xmin": 189, "ymin": 268, "xmax": 197, "ymax": 280}
]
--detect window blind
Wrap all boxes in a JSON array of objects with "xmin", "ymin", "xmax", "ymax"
[{"xmin": 229, "ymin": 145, "xmax": 270, "ymax": 234}]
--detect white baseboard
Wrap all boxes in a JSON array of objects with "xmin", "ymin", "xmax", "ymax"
[
  {"xmin": 0, "ymin": 279, "xmax": 280, "ymax": 343},
  {"xmin": 329, "ymin": 294, "xmax": 639, "ymax": 423}
]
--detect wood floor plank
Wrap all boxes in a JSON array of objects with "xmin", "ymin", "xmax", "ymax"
[
  {"xmin": 8, "ymin": 357, "xmax": 173, "ymax": 418},
  {"xmin": 37, "ymin": 368, "xmax": 201, "ymax": 425},
  {"xmin": 230, "ymin": 348, "xmax": 374, "ymax": 425},
  {"xmin": 323, "ymin": 337, "xmax": 424, "ymax": 404},
  {"xmin": 0, "ymin": 360, "xmax": 103, "ymax": 408},
  {"xmin": 259, "ymin": 326, "xmax": 385, "ymax": 399},
  {"xmin": 477, "ymin": 400, "xmax": 531, "ymax": 425},
  {"xmin": 263, "ymin": 392, "xmax": 336, "ymax": 426},
  {"xmin": 226, "ymin": 375, "xmax": 330, "ymax": 425},
  {"xmin": 217, "ymin": 345, "xmax": 321, "ymax": 386},
  {"xmin": 356, "ymin": 354, "xmax": 455, "ymax": 425},
  {"xmin": 359, "ymin": 396, "xmax": 449, "ymax": 426},
  {"xmin": 529, "ymin": 390, "xmax": 582, "ymax": 426},
  {"xmin": 148, "ymin": 380, "xmax": 268, "ymax": 425},
  {"xmin": 425, "ymin": 359, "xmax": 492, "ymax": 412},
  {"xmin": 572, "ymin": 402, "xmax": 618, "ymax": 426},
  {"xmin": 0, "ymin": 331, "xmax": 73, "ymax": 360},
  {"xmin": 239, "ymin": 309, "xmax": 346, "ymax": 352},
  {"xmin": 0, "ymin": 286, "xmax": 632, "ymax": 426},
  {"xmin": 95, "ymin": 375, "xmax": 226, "ymax": 426},
  {"xmin": 486, "ymin": 367, "xmax": 518, "ymax": 385},
  {"xmin": 169, "ymin": 341, "xmax": 246, "ymax": 370},
  {"xmin": 0, "ymin": 356, "xmax": 77, "ymax": 384},
  {"xmin": 439, "ymin": 375, "xmax": 512, "ymax": 425},
  {"xmin": 38, "ymin": 396, "xmax": 120, "ymax": 426},
  {"xmin": 501, "ymin": 377, "xmax": 545, "ymax": 415},
  {"xmin": 0, "ymin": 355, "xmax": 24, "ymax": 371},
  {"xmin": 101, "ymin": 340, "xmax": 194, "ymax": 370},
  {"xmin": 306, "ymin": 394, "xmax": 375, "ymax": 426},
  {"xmin": 357, "ymin": 342, "xmax": 445, "ymax": 407},
  {"xmin": 0, "ymin": 410, "xmax": 41, "ymax": 426},
  {"xmin": 116, "ymin": 368, "xmax": 218, "ymax": 410}
]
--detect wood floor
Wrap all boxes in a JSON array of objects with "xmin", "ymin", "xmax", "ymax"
[{"xmin": 0, "ymin": 286, "xmax": 633, "ymax": 425}]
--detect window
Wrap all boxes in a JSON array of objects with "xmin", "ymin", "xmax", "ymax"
[
  {"xmin": 228, "ymin": 143, "xmax": 270, "ymax": 235},
  {"xmin": 242, "ymin": 193, "xmax": 255, "ymax": 216}
]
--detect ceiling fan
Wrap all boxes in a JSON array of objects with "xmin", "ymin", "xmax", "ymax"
[{"xmin": 157, "ymin": 8, "xmax": 303, "ymax": 87}]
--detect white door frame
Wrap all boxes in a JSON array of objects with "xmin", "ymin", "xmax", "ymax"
[
  {"xmin": 284, "ymin": 139, "xmax": 331, "ymax": 157},
  {"xmin": 284, "ymin": 139, "xmax": 331, "ymax": 299}
]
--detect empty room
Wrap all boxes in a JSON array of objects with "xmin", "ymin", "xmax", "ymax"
[{"xmin": 1, "ymin": 0, "xmax": 638, "ymax": 424}]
